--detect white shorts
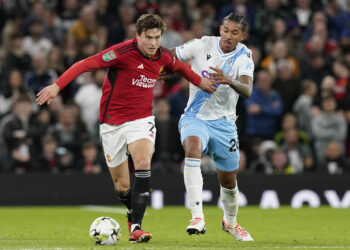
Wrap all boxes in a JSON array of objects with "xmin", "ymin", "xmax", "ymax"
[{"xmin": 99, "ymin": 116, "xmax": 156, "ymax": 167}]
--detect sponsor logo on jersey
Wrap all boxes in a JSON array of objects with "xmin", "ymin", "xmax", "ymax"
[
  {"xmin": 207, "ymin": 54, "xmax": 212, "ymax": 60},
  {"xmin": 132, "ymin": 74, "xmax": 157, "ymax": 88},
  {"xmin": 137, "ymin": 64, "xmax": 144, "ymax": 69},
  {"xmin": 201, "ymin": 70, "xmax": 210, "ymax": 77},
  {"xmin": 102, "ymin": 50, "xmax": 117, "ymax": 62}
]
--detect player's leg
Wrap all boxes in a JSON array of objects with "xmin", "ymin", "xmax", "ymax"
[
  {"xmin": 179, "ymin": 116, "xmax": 209, "ymax": 235},
  {"xmin": 127, "ymin": 138, "xmax": 153, "ymax": 243},
  {"xmin": 209, "ymin": 119, "xmax": 253, "ymax": 241},
  {"xmin": 108, "ymin": 159, "xmax": 132, "ymax": 232},
  {"xmin": 217, "ymin": 169, "xmax": 253, "ymax": 241},
  {"xmin": 99, "ymin": 123, "xmax": 132, "ymax": 233}
]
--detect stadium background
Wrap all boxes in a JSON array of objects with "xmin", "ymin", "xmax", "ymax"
[{"xmin": 0, "ymin": 0, "xmax": 349, "ymax": 208}]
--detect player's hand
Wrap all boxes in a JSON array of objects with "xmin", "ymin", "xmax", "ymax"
[
  {"xmin": 36, "ymin": 83, "xmax": 61, "ymax": 105},
  {"xmin": 199, "ymin": 77, "xmax": 216, "ymax": 93},
  {"xmin": 158, "ymin": 70, "xmax": 173, "ymax": 81},
  {"xmin": 208, "ymin": 66, "xmax": 231, "ymax": 84}
]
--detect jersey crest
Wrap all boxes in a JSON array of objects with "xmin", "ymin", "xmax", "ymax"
[{"xmin": 102, "ymin": 50, "xmax": 117, "ymax": 62}]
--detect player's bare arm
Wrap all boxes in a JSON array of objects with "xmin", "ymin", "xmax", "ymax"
[
  {"xmin": 208, "ymin": 66, "xmax": 253, "ymax": 98},
  {"xmin": 160, "ymin": 48, "xmax": 216, "ymax": 93},
  {"xmin": 36, "ymin": 83, "xmax": 61, "ymax": 105},
  {"xmin": 36, "ymin": 56, "xmax": 102, "ymax": 106}
]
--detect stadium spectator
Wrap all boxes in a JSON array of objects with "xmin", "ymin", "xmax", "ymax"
[
  {"xmin": 249, "ymin": 140, "xmax": 277, "ymax": 174},
  {"xmin": 25, "ymin": 53, "xmax": 58, "ymax": 95},
  {"xmin": 293, "ymin": 79, "xmax": 318, "ymax": 138},
  {"xmin": 74, "ymin": 69, "xmax": 104, "ymax": 136},
  {"xmin": 261, "ymin": 39, "xmax": 300, "ymax": 79},
  {"xmin": 300, "ymin": 52, "xmax": 331, "ymax": 86},
  {"xmin": 2, "ymin": 33, "xmax": 31, "ymax": 78},
  {"xmin": 108, "ymin": 4, "xmax": 136, "ymax": 44},
  {"xmin": 152, "ymin": 98, "xmax": 183, "ymax": 173},
  {"xmin": 167, "ymin": 78, "xmax": 189, "ymax": 121},
  {"xmin": 272, "ymin": 59, "xmax": 300, "ymax": 113},
  {"xmin": 321, "ymin": 141, "xmax": 350, "ymax": 174},
  {"xmin": 1, "ymin": 94, "xmax": 40, "ymax": 173},
  {"xmin": 69, "ymin": 5, "xmax": 98, "ymax": 50},
  {"xmin": 332, "ymin": 59, "xmax": 350, "ymax": 109},
  {"xmin": 280, "ymin": 128, "xmax": 314, "ymax": 173},
  {"xmin": 292, "ymin": 0, "xmax": 313, "ymax": 30},
  {"xmin": 312, "ymin": 96, "xmax": 347, "ymax": 164},
  {"xmin": 253, "ymin": 0, "xmax": 291, "ymax": 42},
  {"xmin": 22, "ymin": 18, "xmax": 53, "ymax": 57},
  {"xmin": 274, "ymin": 113, "xmax": 308, "ymax": 146},
  {"xmin": 48, "ymin": 105, "xmax": 88, "ymax": 168},
  {"xmin": 245, "ymin": 69, "xmax": 283, "ymax": 139},
  {"xmin": 79, "ymin": 140, "xmax": 103, "ymax": 174},
  {"xmin": 160, "ymin": 15, "xmax": 183, "ymax": 49},
  {"xmin": 0, "ymin": 70, "xmax": 31, "ymax": 117}
]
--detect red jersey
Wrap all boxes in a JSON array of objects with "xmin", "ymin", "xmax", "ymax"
[{"xmin": 56, "ymin": 39, "xmax": 201, "ymax": 125}]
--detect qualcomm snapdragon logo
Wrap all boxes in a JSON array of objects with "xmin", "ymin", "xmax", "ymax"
[{"xmin": 132, "ymin": 75, "xmax": 157, "ymax": 88}]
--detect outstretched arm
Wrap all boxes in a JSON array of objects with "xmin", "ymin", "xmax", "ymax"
[
  {"xmin": 36, "ymin": 56, "xmax": 101, "ymax": 105},
  {"xmin": 171, "ymin": 59, "xmax": 216, "ymax": 93},
  {"xmin": 208, "ymin": 66, "xmax": 253, "ymax": 98}
]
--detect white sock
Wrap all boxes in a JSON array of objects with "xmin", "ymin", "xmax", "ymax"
[
  {"xmin": 221, "ymin": 185, "xmax": 239, "ymax": 228},
  {"xmin": 131, "ymin": 223, "xmax": 140, "ymax": 233},
  {"xmin": 184, "ymin": 158, "xmax": 204, "ymax": 219}
]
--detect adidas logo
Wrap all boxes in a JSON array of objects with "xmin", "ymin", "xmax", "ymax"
[
  {"xmin": 137, "ymin": 64, "xmax": 144, "ymax": 69},
  {"xmin": 139, "ymin": 192, "xmax": 150, "ymax": 197}
]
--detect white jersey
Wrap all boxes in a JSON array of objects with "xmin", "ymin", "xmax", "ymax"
[{"xmin": 176, "ymin": 36, "xmax": 254, "ymax": 120}]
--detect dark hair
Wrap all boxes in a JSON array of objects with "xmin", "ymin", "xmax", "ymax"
[
  {"xmin": 136, "ymin": 14, "xmax": 166, "ymax": 35},
  {"xmin": 301, "ymin": 79, "xmax": 316, "ymax": 92},
  {"xmin": 223, "ymin": 12, "xmax": 248, "ymax": 32}
]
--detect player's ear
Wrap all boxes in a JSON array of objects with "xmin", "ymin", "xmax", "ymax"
[{"xmin": 241, "ymin": 31, "xmax": 247, "ymax": 41}]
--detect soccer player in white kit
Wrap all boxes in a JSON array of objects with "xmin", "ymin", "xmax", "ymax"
[{"xmin": 173, "ymin": 13, "xmax": 254, "ymax": 241}]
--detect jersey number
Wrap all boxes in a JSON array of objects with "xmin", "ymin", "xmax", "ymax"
[
  {"xmin": 148, "ymin": 122, "xmax": 155, "ymax": 134},
  {"xmin": 229, "ymin": 138, "xmax": 239, "ymax": 152}
]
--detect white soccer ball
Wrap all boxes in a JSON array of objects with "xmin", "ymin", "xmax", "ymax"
[{"xmin": 89, "ymin": 216, "xmax": 121, "ymax": 245}]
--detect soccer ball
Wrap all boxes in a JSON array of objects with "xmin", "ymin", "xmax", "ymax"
[{"xmin": 89, "ymin": 216, "xmax": 121, "ymax": 245}]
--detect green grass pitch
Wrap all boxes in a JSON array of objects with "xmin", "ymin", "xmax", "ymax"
[{"xmin": 0, "ymin": 206, "xmax": 349, "ymax": 250}]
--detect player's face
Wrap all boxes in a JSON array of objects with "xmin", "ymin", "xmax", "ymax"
[
  {"xmin": 136, "ymin": 28, "xmax": 162, "ymax": 57},
  {"xmin": 219, "ymin": 20, "xmax": 247, "ymax": 53}
]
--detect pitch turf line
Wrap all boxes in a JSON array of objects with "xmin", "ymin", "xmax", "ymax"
[
  {"xmin": 80, "ymin": 205, "xmax": 126, "ymax": 214},
  {"xmin": 6, "ymin": 246, "xmax": 350, "ymax": 250}
]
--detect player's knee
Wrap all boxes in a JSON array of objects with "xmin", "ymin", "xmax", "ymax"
[
  {"xmin": 133, "ymin": 158, "xmax": 151, "ymax": 170},
  {"xmin": 115, "ymin": 182, "xmax": 130, "ymax": 194},
  {"xmin": 220, "ymin": 179, "xmax": 237, "ymax": 189},
  {"xmin": 184, "ymin": 144, "xmax": 202, "ymax": 158}
]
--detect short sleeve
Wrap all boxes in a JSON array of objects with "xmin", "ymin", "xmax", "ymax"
[
  {"xmin": 175, "ymin": 39, "xmax": 202, "ymax": 61},
  {"xmin": 237, "ymin": 54, "xmax": 254, "ymax": 78}
]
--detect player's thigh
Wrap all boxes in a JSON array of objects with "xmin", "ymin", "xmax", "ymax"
[
  {"xmin": 125, "ymin": 116, "xmax": 156, "ymax": 170},
  {"xmin": 128, "ymin": 138, "xmax": 154, "ymax": 170},
  {"xmin": 100, "ymin": 123, "xmax": 129, "ymax": 168},
  {"xmin": 179, "ymin": 115, "xmax": 209, "ymax": 155},
  {"xmin": 208, "ymin": 119, "xmax": 240, "ymax": 172},
  {"xmin": 108, "ymin": 158, "xmax": 130, "ymax": 192}
]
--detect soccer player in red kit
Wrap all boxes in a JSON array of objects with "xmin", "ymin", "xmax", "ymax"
[{"xmin": 36, "ymin": 14, "xmax": 216, "ymax": 243}]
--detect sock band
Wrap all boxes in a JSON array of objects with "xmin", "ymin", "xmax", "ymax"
[
  {"xmin": 131, "ymin": 170, "xmax": 151, "ymax": 225},
  {"xmin": 135, "ymin": 170, "xmax": 151, "ymax": 178}
]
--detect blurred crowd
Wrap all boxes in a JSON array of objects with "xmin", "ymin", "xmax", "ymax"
[{"xmin": 0, "ymin": 0, "xmax": 350, "ymax": 175}]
